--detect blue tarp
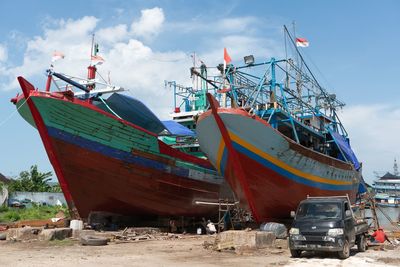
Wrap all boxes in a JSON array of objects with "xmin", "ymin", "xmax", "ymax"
[
  {"xmin": 97, "ymin": 93, "xmax": 195, "ymax": 136},
  {"xmin": 330, "ymin": 130, "xmax": 361, "ymax": 170},
  {"xmin": 98, "ymin": 93, "xmax": 167, "ymax": 135},
  {"xmin": 161, "ymin": 120, "xmax": 195, "ymax": 136},
  {"xmin": 329, "ymin": 131, "xmax": 368, "ymax": 194},
  {"xmin": 358, "ymin": 176, "xmax": 368, "ymax": 194},
  {"xmin": 329, "ymin": 131, "xmax": 367, "ymax": 195}
]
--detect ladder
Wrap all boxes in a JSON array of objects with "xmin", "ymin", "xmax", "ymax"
[{"xmin": 218, "ymin": 199, "xmax": 234, "ymax": 232}]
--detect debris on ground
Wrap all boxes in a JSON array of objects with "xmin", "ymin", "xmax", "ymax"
[
  {"xmin": 112, "ymin": 227, "xmax": 184, "ymax": 243},
  {"xmin": 8, "ymin": 218, "xmax": 67, "ymax": 228}
]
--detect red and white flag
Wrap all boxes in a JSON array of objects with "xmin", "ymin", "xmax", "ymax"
[
  {"xmin": 217, "ymin": 88, "xmax": 231, "ymax": 94},
  {"xmin": 296, "ymin": 37, "xmax": 309, "ymax": 47},
  {"xmin": 51, "ymin": 51, "xmax": 65, "ymax": 62},
  {"xmin": 223, "ymin": 47, "xmax": 232, "ymax": 71},
  {"xmin": 91, "ymin": 55, "xmax": 105, "ymax": 65}
]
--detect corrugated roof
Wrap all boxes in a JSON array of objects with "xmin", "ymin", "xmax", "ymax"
[
  {"xmin": 0, "ymin": 173, "xmax": 11, "ymax": 184},
  {"xmin": 380, "ymin": 172, "xmax": 400, "ymax": 180}
]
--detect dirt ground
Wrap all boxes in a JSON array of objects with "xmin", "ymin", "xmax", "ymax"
[{"xmin": 1, "ymin": 235, "xmax": 400, "ymax": 267}]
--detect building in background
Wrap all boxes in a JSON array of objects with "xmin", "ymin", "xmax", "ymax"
[
  {"xmin": 373, "ymin": 159, "xmax": 400, "ymax": 207},
  {"xmin": 9, "ymin": 191, "xmax": 66, "ymax": 207}
]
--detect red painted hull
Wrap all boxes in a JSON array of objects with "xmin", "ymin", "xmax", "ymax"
[
  {"xmin": 227, "ymin": 152, "xmax": 356, "ymax": 221},
  {"xmin": 196, "ymin": 94, "xmax": 360, "ymax": 222},
  {"xmin": 15, "ymin": 77, "xmax": 230, "ymax": 220},
  {"xmin": 49, "ymin": 136, "xmax": 221, "ymax": 219}
]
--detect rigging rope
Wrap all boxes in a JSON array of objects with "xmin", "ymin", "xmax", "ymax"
[
  {"xmin": 98, "ymin": 96, "xmax": 122, "ymax": 119},
  {"xmin": 0, "ymin": 96, "xmax": 30, "ymax": 128}
]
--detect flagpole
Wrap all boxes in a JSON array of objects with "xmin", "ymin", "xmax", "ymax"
[
  {"xmin": 292, "ymin": 21, "xmax": 300, "ymax": 68},
  {"xmin": 284, "ymin": 26, "xmax": 289, "ymax": 89},
  {"xmin": 90, "ymin": 33, "xmax": 95, "ymax": 65}
]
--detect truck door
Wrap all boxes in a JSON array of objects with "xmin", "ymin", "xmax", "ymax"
[{"xmin": 344, "ymin": 201, "xmax": 355, "ymax": 244}]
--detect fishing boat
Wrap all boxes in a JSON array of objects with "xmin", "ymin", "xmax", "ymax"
[
  {"xmin": 373, "ymin": 159, "xmax": 400, "ymax": 207},
  {"xmin": 374, "ymin": 193, "xmax": 400, "ymax": 207},
  {"xmin": 194, "ymin": 26, "xmax": 363, "ymax": 222},
  {"xmin": 11, "ymin": 44, "xmax": 232, "ymax": 220}
]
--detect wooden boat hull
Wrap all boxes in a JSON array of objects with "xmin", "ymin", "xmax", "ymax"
[
  {"xmin": 15, "ymin": 77, "xmax": 230, "ymax": 219},
  {"xmin": 197, "ymin": 107, "xmax": 361, "ymax": 222}
]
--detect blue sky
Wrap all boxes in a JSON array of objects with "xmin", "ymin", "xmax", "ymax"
[{"xmin": 0, "ymin": 0, "xmax": 399, "ymax": 184}]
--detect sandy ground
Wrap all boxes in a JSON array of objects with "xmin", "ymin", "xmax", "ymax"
[{"xmin": 1, "ymin": 235, "xmax": 400, "ymax": 267}]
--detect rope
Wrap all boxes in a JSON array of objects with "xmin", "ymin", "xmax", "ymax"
[
  {"xmin": 98, "ymin": 97, "xmax": 122, "ymax": 119},
  {"xmin": 376, "ymin": 204, "xmax": 400, "ymax": 230},
  {"xmin": 95, "ymin": 70, "xmax": 108, "ymax": 84},
  {"xmin": 0, "ymin": 96, "xmax": 30, "ymax": 128}
]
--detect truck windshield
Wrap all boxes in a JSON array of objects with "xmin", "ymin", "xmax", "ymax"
[{"xmin": 296, "ymin": 202, "xmax": 341, "ymax": 219}]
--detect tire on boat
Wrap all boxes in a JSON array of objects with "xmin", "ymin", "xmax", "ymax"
[
  {"xmin": 0, "ymin": 232, "xmax": 6, "ymax": 240},
  {"xmin": 80, "ymin": 235, "xmax": 108, "ymax": 246}
]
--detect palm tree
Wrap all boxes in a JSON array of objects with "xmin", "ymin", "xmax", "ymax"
[{"xmin": 8, "ymin": 165, "xmax": 52, "ymax": 192}]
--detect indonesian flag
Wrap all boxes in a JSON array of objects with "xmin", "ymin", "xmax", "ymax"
[
  {"xmin": 51, "ymin": 51, "xmax": 65, "ymax": 62},
  {"xmin": 91, "ymin": 55, "xmax": 105, "ymax": 65},
  {"xmin": 296, "ymin": 37, "xmax": 309, "ymax": 47},
  {"xmin": 217, "ymin": 88, "xmax": 231, "ymax": 94},
  {"xmin": 223, "ymin": 47, "xmax": 232, "ymax": 71}
]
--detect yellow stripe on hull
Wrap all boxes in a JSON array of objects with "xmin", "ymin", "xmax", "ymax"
[{"xmin": 215, "ymin": 130, "xmax": 354, "ymax": 186}]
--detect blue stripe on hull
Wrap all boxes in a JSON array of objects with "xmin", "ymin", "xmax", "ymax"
[
  {"xmin": 46, "ymin": 126, "xmax": 219, "ymax": 183},
  {"xmin": 227, "ymin": 141, "xmax": 356, "ymax": 191}
]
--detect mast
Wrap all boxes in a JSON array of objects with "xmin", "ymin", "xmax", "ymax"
[{"xmin": 87, "ymin": 34, "xmax": 97, "ymax": 91}]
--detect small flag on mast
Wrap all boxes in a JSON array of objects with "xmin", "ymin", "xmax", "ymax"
[
  {"xmin": 91, "ymin": 55, "xmax": 105, "ymax": 65},
  {"xmin": 51, "ymin": 51, "xmax": 65, "ymax": 62},
  {"xmin": 223, "ymin": 48, "xmax": 232, "ymax": 68},
  {"xmin": 223, "ymin": 47, "xmax": 232, "ymax": 74},
  {"xmin": 296, "ymin": 37, "xmax": 309, "ymax": 47},
  {"xmin": 222, "ymin": 48, "xmax": 232, "ymax": 94}
]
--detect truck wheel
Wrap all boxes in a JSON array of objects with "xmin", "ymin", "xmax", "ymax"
[
  {"xmin": 357, "ymin": 235, "xmax": 367, "ymax": 252},
  {"xmin": 290, "ymin": 249, "xmax": 302, "ymax": 258},
  {"xmin": 338, "ymin": 239, "xmax": 350, "ymax": 259}
]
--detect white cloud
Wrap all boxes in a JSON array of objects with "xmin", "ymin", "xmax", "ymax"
[
  {"xmin": 0, "ymin": 12, "xmax": 191, "ymax": 118},
  {"xmin": 97, "ymin": 24, "xmax": 128, "ymax": 44},
  {"xmin": 340, "ymin": 104, "xmax": 400, "ymax": 183},
  {"xmin": 216, "ymin": 17, "xmax": 258, "ymax": 33},
  {"xmin": 0, "ymin": 16, "xmax": 98, "ymax": 90},
  {"xmin": 168, "ymin": 16, "xmax": 258, "ymax": 35},
  {"xmin": 0, "ymin": 9, "xmax": 280, "ymax": 119},
  {"xmin": 131, "ymin": 7, "xmax": 165, "ymax": 39},
  {"xmin": 0, "ymin": 44, "xmax": 7, "ymax": 62}
]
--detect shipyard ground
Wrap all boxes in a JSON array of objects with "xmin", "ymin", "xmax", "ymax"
[{"xmin": 1, "ymin": 235, "xmax": 400, "ymax": 267}]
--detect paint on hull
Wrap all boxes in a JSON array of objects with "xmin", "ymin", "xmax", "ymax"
[
  {"xmin": 16, "ymin": 77, "xmax": 231, "ymax": 219},
  {"xmin": 197, "ymin": 108, "xmax": 360, "ymax": 222}
]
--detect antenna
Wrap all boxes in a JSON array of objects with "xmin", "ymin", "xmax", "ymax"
[{"xmin": 90, "ymin": 34, "xmax": 95, "ymax": 59}]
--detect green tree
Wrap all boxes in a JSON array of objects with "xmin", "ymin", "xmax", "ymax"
[
  {"xmin": 49, "ymin": 184, "xmax": 62, "ymax": 193},
  {"xmin": 8, "ymin": 165, "xmax": 53, "ymax": 192}
]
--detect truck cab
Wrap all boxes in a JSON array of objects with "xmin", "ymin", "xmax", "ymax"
[{"xmin": 288, "ymin": 196, "xmax": 368, "ymax": 259}]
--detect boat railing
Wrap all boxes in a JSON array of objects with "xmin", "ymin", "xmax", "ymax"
[{"xmin": 47, "ymin": 70, "xmax": 124, "ymax": 97}]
